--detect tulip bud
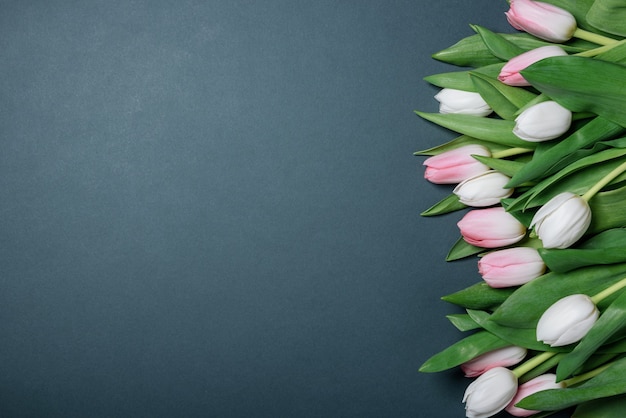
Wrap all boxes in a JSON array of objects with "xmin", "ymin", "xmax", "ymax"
[
  {"xmin": 458, "ymin": 207, "xmax": 527, "ymax": 249},
  {"xmin": 478, "ymin": 247, "xmax": 546, "ymax": 288},
  {"xmin": 530, "ymin": 191, "xmax": 591, "ymax": 249},
  {"xmin": 505, "ymin": 0, "xmax": 577, "ymax": 43},
  {"xmin": 461, "ymin": 346, "xmax": 527, "ymax": 378},
  {"xmin": 536, "ymin": 294, "xmax": 599, "ymax": 347},
  {"xmin": 423, "ymin": 144, "xmax": 491, "ymax": 184},
  {"xmin": 506, "ymin": 374, "xmax": 565, "ymax": 417},
  {"xmin": 453, "ymin": 170, "xmax": 514, "ymax": 207},
  {"xmin": 463, "ymin": 367, "xmax": 518, "ymax": 418},
  {"xmin": 498, "ymin": 46, "xmax": 568, "ymax": 86},
  {"xmin": 434, "ymin": 88, "xmax": 493, "ymax": 117},
  {"xmin": 513, "ymin": 101, "xmax": 572, "ymax": 142}
]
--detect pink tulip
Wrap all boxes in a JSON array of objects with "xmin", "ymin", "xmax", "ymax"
[
  {"xmin": 505, "ymin": 0, "xmax": 577, "ymax": 43},
  {"xmin": 478, "ymin": 247, "xmax": 546, "ymax": 288},
  {"xmin": 498, "ymin": 46, "xmax": 567, "ymax": 86},
  {"xmin": 423, "ymin": 144, "xmax": 491, "ymax": 184},
  {"xmin": 457, "ymin": 207, "xmax": 527, "ymax": 248},
  {"xmin": 506, "ymin": 374, "xmax": 565, "ymax": 416},
  {"xmin": 461, "ymin": 346, "xmax": 527, "ymax": 377}
]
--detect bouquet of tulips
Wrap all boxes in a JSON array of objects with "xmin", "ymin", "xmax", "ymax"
[{"xmin": 416, "ymin": 0, "xmax": 626, "ymax": 417}]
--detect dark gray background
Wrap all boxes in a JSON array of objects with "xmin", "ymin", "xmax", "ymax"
[{"xmin": 0, "ymin": 1, "xmax": 566, "ymax": 417}]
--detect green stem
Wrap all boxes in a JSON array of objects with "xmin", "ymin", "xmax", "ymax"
[
  {"xmin": 573, "ymin": 28, "xmax": 619, "ymax": 46},
  {"xmin": 513, "ymin": 351, "xmax": 558, "ymax": 379},
  {"xmin": 562, "ymin": 363, "xmax": 612, "ymax": 387},
  {"xmin": 576, "ymin": 38, "xmax": 626, "ymax": 58},
  {"xmin": 591, "ymin": 276, "xmax": 626, "ymax": 305},
  {"xmin": 491, "ymin": 147, "xmax": 533, "ymax": 159},
  {"xmin": 581, "ymin": 160, "xmax": 626, "ymax": 202}
]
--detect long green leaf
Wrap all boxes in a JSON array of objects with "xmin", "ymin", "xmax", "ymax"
[
  {"xmin": 490, "ymin": 262, "xmax": 626, "ymax": 328},
  {"xmin": 506, "ymin": 117, "xmax": 624, "ymax": 188},
  {"xmin": 539, "ymin": 229, "xmax": 626, "ymax": 273},
  {"xmin": 413, "ymin": 134, "xmax": 509, "ymax": 156},
  {"xmin": 423, "ymin": 64, "xmax": 504, "ymax": 91},
  {"xmin": 572, "ymin": 394, "xmax": 626, "ymax": 417},
  {"xmin": 557, "ymin": 289, "xmax": 626, "ymax": 381},
  {"xmin": 473, "ymin": 155, "xmax": 526, "ymax": 178},
  {"xmin": 470, "ymin": 72, "xmax": 537, "ymax": 121},
  {"xmin": 470, "ymin": 25, "xmax": 525, "ymax": 61},
  {"xmin": 446, "ymin": 314, "xmax": 480, "ymax": 332},
  {"xmin": 521, "ymin": 56, "xmax": 626, "ymax": 128},
  {"xmin": 419, "ymin": 330, "xmax": 509, "ymax": 373},
  {"xmin": 414, "ymin": 112, "xmax": 536, "ymax": 148},
  {"xmin": 421, "ymin": 193, "xmax": 466, "ymax": 217},
  {"xmin": 446, "ymin": 236, "xmax": 484, "ymax": 261},
  {"xmin": 468, "ymin": 310, "xmax": 565, "ymax": 352},
  {"xmin": 517, "ymin": 357, "xmax": 626, "ymax": 411},
  {"xmin": 589, "ymin": 183, "xmax": 626, "ymax": 234},
  {"xmin": 441, "ymin": 282, "xmax": 515, "ymax": 310},
  {"xmin": 586, "ymin": 0, "xmax": 626, "ymax": 37},
  {"xmin": 506, "ymin": 150, "xmax": 626, "ymax": 211}
]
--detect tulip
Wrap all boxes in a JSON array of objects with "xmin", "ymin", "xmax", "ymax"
[
  {"xmin": 530, "ymin": 191, "xmax": 591, "ymax": 249},
  {"xmin": 463, "ymin": 367, "xmax": 518, "ymax": 418},
  {"xmin": 453, "ymin": 170, "xmax": 514, "ymax": 207},
  {"xmin": 461, "ymin": 346, "xmax": 527, "ymax": 378},
  {"xmin": 498, "ymin": 46, "xmax": 568, "ymax": 86},
  {"xmin": 505, "ymin": 0, "xmax": 577, "ymax": 43},
  {"xmin": 434, "ymin": 88, "xmax": 493, "ymax": 117},
  {"xmin": 423, "ymin": 144, "xmax": 491, "ymax": 184},
  {"xmin": 513, "ymin": 101, "xmax": 572, "ymax": 142},
  {"xmin": 458, "ymin": 207, "xmax": 527, "ymax": 249},
  {"xmin": 478, "ymin": 247, "xmax": 546, "ymax": 288},
  {"xmin": 506, "ymin": 374, "xmax": 565, "ymax": 417},
  {"xmin": 536, "ymin": 294, "xmax": 599, "ymax": 347}
]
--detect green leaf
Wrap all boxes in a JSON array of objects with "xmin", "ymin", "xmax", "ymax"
[
  {"xmin": 557, "ymin": 289, "xmax": 626, "ymax": 381},
  {"xmin": 589, "ymin": 183, "xmax": 626, "ymax": 234},
  {"xmin": 441, "ymin": 282, "xmax": 515, "ymax": 310},
  {"xmin": 586, "ymin": 0, "xmax": 626, "ymax": 37},
  {"xmin": 446, "ymin": 236, "xmax": 484, "ymax": 261},
  {"xmin": 414, "ymin": 112, "xmax": 536, "ymax": 149},
  {"xmin": 423, "ymin": 63, "xmax": 504, "ymax": 91},
  {"xmin": 539, "ymin": 229, "xmax": 626, "ymax": 273},
  {"xmin": 521, "ymin": 56, "xmax": 626, "ymax": 128},
  {"xmin": 470, "ymin": 25, "xmax": 525, "ymax": 61},
  {"xmin": 431, "ymin": 32, "xmax": 596, "ymax": 67},
  {"xmin": 470, "ymin": 72, "xmax": 537, "ymax": 120},
  {"xmin": 421, "ymin": 193, "xmax": 466, "ymax": 217},
  {"xmin": 573, "ymin": 394, "xmax": 626, "ymax": 418},
  {"xmin": 446, "ymin": 314, "xmax": 480, "ymax": 332},
  {"xmin": 506, "ymin": 149, "xmax": 626, "ymax": 212},
  {"xmin": 413, "ymin": 134, "xmax": 510, "ymax": 156},
  {"xmin": 473, "ymin": 155, "xmax": 526, "ymax": 178},
  {"xmin": 419, "ymin": 330, "xmax": 510, "ymax": 373},
  {"xmin": 506, "ymin": 117, "xmax": 625, "ymax": 188},
  {"xmin": 491, "ymin": 262, "xmax": 626, "ymax": 328},
  {"xmin": 517, "ymin": 357, "xmax": 626, "ymax": 411},
  {"xmin": 468, "ymin": 309, "xmax": 565, "ymax": 352}
]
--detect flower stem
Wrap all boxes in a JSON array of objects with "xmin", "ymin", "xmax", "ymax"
[
  {"xmin": 573, "ymin": 28, "xmax": 619, "ymax": 46},
  {"xmin": 576, "ymin": 38, "xmax": 626, "ymax": 58},
  {"xmin": 591, "ymin": 276, "xmax": 626, "ymax": 305},
  {"xmin": 581, "ymin": 160, "xmax": 626, "ymax": 202},
  {"xmin": 512, "ymin": 351, "xmax": 558, "ymax": 379},
  {"xmin": 491, "ymin": 147, "xmax": 533, "ymax": 159},
  {"xmin": 562, "ymin": 362, "xmax": 612, "ymax": 387}
]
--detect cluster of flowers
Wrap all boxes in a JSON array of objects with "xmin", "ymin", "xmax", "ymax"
[{"xmin": 417, "ymin": 0, "xmax": 626, "ymax": 417}]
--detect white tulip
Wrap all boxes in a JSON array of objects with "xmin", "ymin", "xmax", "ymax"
[
  {"xmin": 536, "ymin": 294, "xmax": 599, "ymax": 347},
  {"xmin": 530, "ymin": 192, "xmax": 591, "ymax": 249},
  {"xmin": 453, "ymin": 170, "xmax": 514, "ymax": 207},
  {"xmin": 463, "ymin": 367, "xmax": 518, "ymax": 418},
  {"xmin": 435, "ymin": 88, "xmax": 493, "ymax": 117},
  {"xmin": 513, "ymin": 101, "xmax": 572, "ymax": 142}
]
